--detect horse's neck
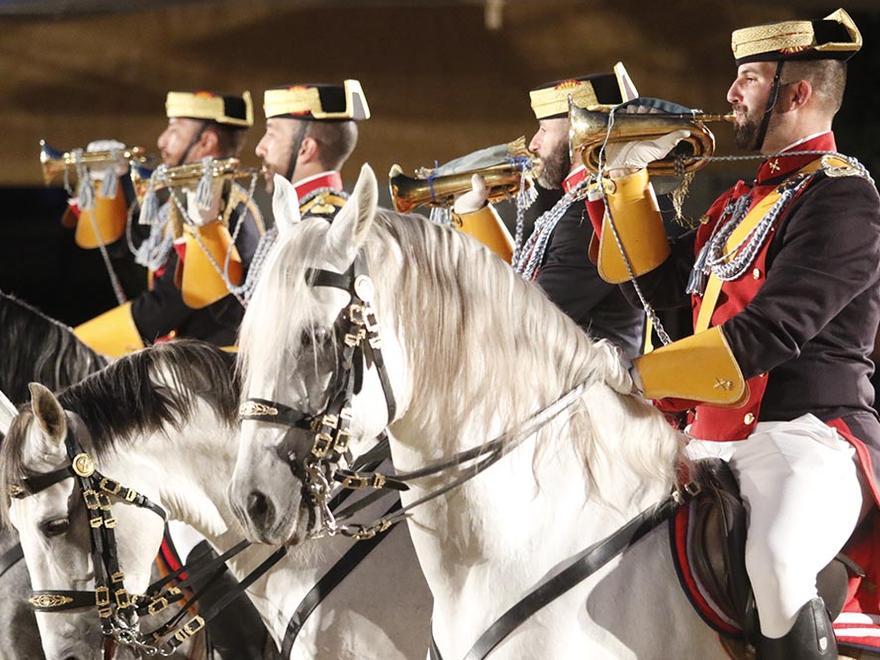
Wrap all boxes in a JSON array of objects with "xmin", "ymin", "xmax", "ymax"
[{"xmin": 390, "ymin": 369, "xmax": 680, "ymax": 618}]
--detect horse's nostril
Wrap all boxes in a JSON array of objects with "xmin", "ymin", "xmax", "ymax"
[{"xmin": 247, "ymin": 490, "xmax": 273, "ymax": 525}]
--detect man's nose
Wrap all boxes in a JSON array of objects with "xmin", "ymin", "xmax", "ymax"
[{"xmin": 726, "ymin": 81, "xmax": 741, "ymax": 105}]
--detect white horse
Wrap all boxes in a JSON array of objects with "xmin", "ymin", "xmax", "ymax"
[
  {"xmin": 229, "ymin": 165, "xmax": 731, "ymax": 659},
  {"xmin": 0, "ymin": 341, "xmax": 431, "ymax": 660}
]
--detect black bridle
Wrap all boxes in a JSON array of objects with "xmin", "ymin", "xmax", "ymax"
[
  {"xmin": 239, "ymin": 252, "xmax": 401, "ymax": 535},
  {"xmin": 11, "ymin": 413, "xmax": 169, "ymax": 638},
  {"xmin": 10, "ymin": 412, "xmax": 282, "ymax": 656}
]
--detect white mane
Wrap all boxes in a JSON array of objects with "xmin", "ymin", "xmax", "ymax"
[{"xmin": 239, "ymin": 206, "xmax": 683, "ymax": 502}]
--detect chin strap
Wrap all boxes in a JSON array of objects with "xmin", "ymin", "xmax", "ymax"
[
  {"xmin": 176, "ymin": 121, "xmax": 208, "ymax": 168},
  {"xmin": 285, "ymin": 121, "xmax": 309, "ymax": 184},
  {"xmin": 754, "ymin": 61, "xmax": 785, "ymax": 152}
]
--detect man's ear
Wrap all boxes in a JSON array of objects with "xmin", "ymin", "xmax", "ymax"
[
  {"xmin": 298, "ymin": 136, "xmax": 319, "ymax": 165},
  {"xmin": 785, "ymin": 79, "xmax": 813, "ymax": 111},
  {"xmin": 199, "ymin": 127, "xmax": 220, "ymax": 155}
]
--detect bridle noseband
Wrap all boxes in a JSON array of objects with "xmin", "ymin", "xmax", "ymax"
[{"xmin": 239, "ymin": 252, "xmax": 401, "ymax": 535}]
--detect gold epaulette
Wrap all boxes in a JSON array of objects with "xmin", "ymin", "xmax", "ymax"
[
  {"xmin": 300, "ymin": 193, "xmax": 347, "ymax": 218},
  {"xmin": 819, "ymin": 154, "xmax": 870, "ymax": 180}
]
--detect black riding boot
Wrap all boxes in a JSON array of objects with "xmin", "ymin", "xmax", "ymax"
[{"xmin": 756, "ymin": 597, "xmax": 837, "ymax": 659}]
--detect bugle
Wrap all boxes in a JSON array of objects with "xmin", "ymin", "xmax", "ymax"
[
  {"xmin": 569, "ymin": 104, "xmax": 735, "ymax": 177},
  {"xmin": 39, "ymin": 140, "xmax": 152, "ymax": 186},
  {"xmin": 388, "ymin": 137, "xmax": 539, "ymax": 213}
]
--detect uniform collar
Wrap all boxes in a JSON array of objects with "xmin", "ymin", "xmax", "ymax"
[
  {"xmin": 562, "ymin": 164, "xmax": 589, "ymax": 193},
  {"xmin": 754, "ymin": 131, "xmax": 836, "ymax": 185},
  {"xmin": 293, "ymin": 170, "xmax": 344, "ymax": 198}
]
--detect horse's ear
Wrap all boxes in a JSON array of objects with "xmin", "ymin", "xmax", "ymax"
[
  {"xmin": 272, "ymin": 174, "xmax": 301, "ymax": 237},
  {"xmin": 28, "ymin": 383, "xmax": 66, "ymax": 444},
  {"xmin": 326, "ymin": 163, "xmax": 378, "ymax": 255}
]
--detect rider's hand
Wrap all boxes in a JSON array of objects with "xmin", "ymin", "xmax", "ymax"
[
  {"xmin": 86, "ymin": 139, "xmax": 129, "ymax": 178},
  {"xmin": 453, "ymin": 174, "xmax": 489, "ymax": 215},
  {"xmin": 184, "ymin": 181, "xmax": 224, "ymax": 227},
  {"xmin": 604, "ymin": 129, "xmax": 691, "ymax": 177}
]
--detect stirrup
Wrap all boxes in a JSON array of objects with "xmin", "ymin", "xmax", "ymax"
[{"xmin": 756, "ymin": 597, "xmax": 837, "ymax": 659}]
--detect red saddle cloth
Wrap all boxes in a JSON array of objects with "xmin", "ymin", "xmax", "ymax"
[{"xmin": 671, "ymin": 505, "xmax": 880, "ymax": 652}]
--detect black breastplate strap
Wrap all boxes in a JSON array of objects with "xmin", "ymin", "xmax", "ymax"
[
  {"xmin": 431, "ymin": 489, "xmax": 693, "ymax": 660},
  {"xmin": 280, "ymin": 500, "xmax": 402, "ymax": 656},
  {"xmin": 0, "ymin": 542, "xmax": 23, "ymax": 579}
]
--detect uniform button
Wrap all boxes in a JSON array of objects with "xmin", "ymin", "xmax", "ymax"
[
  {"xmin": 744, "ymin": 412, "xmax": 755, "ymax": 425},
  {"xmin": 752, "ymin": 268, "xmax": 761, "ymax": 280}
]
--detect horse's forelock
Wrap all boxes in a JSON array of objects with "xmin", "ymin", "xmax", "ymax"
[{"xmin": 0, "ymin": 409, "xmax": 35, "ymax": 528}]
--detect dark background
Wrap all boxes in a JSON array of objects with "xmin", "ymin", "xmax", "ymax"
[{"xmin": 0, "ymin": 0, "xmax": 878, "ymax": 325}]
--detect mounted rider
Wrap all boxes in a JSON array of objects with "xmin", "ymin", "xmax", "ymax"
[
  {"xmin": 453, "ymin": 66, "xmax": 645, "ymax": 359},
  {"xmin": 74, "ymin": 90, "xmax": 264, "ymax": 356},
  {"xmin": 256, "ymin": 80, "xmax": 369, "ymax": 222},
  {"xmin": 590, "ymin": 9, "xmax": 878, "ymax": 658}
]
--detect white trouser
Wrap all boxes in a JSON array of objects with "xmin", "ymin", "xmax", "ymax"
[{"xmin": 687, "ymin": 413, "xmax": 863, "ymax": 638}]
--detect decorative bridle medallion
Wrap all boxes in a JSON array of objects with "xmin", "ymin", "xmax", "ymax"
[{"xmin": 72, "ymin": 452, "xmax": 96, "ymax": 477}]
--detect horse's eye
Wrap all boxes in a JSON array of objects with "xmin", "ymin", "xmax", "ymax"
[{"xmin": 40, "ymin": 518, "xmax": 70, "ymax": 537}]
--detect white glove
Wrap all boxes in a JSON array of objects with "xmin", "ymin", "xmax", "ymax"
[
  {"xmin": 86, "ymin": 139, "xmax": 128, "ymax": 178},
  {"xmin": 603, "ymin": 129, "xmax": 691, "ymax": 171},
  {"xmin": 184, "ymin": 181, "xmax": 224, "ymax": 227},
  {"xmin": 453, "ymin": 174, "xmax": 489, "ymax": 215}
]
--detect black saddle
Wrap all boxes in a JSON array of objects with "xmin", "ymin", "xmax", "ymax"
[{"xmin": 687, "ymin": 459, "xmax": 850, "ymax": 642}]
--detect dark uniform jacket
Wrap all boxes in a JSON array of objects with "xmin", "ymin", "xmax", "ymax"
[
  {"xmin": 536, "ymin": 170, "xmax": 644, "ymax": 359},
  {"xmin": 132, "ymin": 185, "xmax": 263, "ymax": 347},
  {"xmin": 626, "ymin": 132, "xmax": 880, "ymax": 489},
  {"xmin": 132, "ymin": 172, "xmax": 347, "ymax": 347}
]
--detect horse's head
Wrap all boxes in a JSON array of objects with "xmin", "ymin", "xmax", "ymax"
[
  {"xmin": 230, "ymin": 166, "xmax": 410, "ymax": 545},
  {"xmin": 1, "ymin": 383, "xmax": 165, "ymax": 660}
]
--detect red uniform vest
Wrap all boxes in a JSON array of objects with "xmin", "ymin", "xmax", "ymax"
[{"xmin": 688, "ymin": 132, "xmax": 837, "ymax": 441}]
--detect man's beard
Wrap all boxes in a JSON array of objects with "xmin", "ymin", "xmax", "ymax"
[
  {"xmin": 733, "ymin": 113, "xmax": 762, "ymax": 151},
  {"xmin": 537, "ymin": 145, "xmax": 571, "ymax": 190}
]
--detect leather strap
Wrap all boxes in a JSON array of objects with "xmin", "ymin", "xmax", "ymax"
[
  {"xmin": 18, "ymin": 466, "xmax": 72, "ymax": 497},
  {"xmin": 280, "ymin": 500, "xmax": 402, "ymax": 656},
  {"xmin": 29, "ymin": 589, "xmax": 100, "ymax": 612},
  {"xmin": 0, "ymin": 543, "xmax": 23, "ymax": 579},
  {"xmin": 430, "ymin": 633, "xmax": 443, "ymax": 660},
  {"xmin": 463, "ymin": 493, "xmax": 684, "ymax": 660},
  {"xmin": 239, "ymin": 397, "xmax": 314, "ymax": 430}
]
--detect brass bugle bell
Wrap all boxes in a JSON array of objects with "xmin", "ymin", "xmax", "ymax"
[
  {"xmin": 39, "ymin": 140, "xmax": 152, "ymax": 186},
  {"xmin": 388, "ymin": 161, "xmax": 536, "ymax": 214},
  {"xmin": 130, "ymin": 158, "xmax": 267, "ymax": 203},
  {"xmin": 569, "ymin": 105, "xmax": 735, "ymax": 177}
]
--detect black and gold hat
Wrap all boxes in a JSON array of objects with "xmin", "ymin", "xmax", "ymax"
[
  {"xmin": 165, "ymin": 91, "xmax": 254, "ymax": 127},
  {"xmin": 529, "ymin": 62, "xmax": 638, "ymax": 120},
  {"xmin": 263, "ymin": 80, "xmax": 370, "ymax": 121},
  {"xmin": 731, "ymin": 8, "xmax": 861, "ymax": 65}
]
